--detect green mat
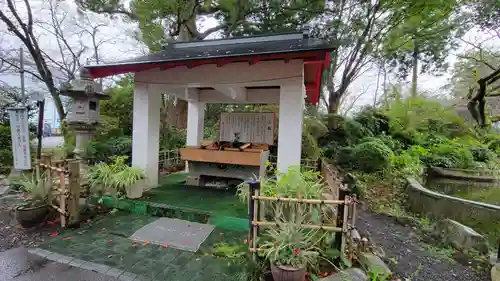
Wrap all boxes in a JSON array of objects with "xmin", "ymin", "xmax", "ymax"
[
  {"xmin": 100, "ymin": 173, "xmax": 250, "ymax": 232},
  {"xmin": 144, "ymin": 173, "xmax": 248, "ymax": 218},
  {"xmin": 210, "ymin": 216, "xmax": 249, "ymax": 232}
]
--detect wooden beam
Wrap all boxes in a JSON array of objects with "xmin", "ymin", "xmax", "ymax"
[{"xmin": 180, "ymin": 148, "xmax": 263, "ymax": 166}]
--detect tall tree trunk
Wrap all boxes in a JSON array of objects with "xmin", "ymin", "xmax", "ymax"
[
  {"xmin": 411, "ymin": 43, "xmax": 418, "ymax": 97},
  {"xmin": 328, "ymin": 88, "xmax": 346, "ymax": 115},
  {"xmin": 160, "ymin": 17, "xmax": 196, "ymax": 143},
  {"xmin": 383, "ymin": 62, "xmax": 388, "ymax": 107}
]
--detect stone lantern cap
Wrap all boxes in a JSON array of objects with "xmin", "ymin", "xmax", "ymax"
[{"xmin": 59, "ymin": 68, "xmax": 109, "ymax": 99}]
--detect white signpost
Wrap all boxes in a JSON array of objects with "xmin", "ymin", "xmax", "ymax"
[{"xmin": 8, "ymin": 108, "xmax": 31, "ymax": 170}]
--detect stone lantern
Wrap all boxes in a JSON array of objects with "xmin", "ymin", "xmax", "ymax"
[{"xmin": 59, "ymin": 68, "xmax": 109, "ymax": 158}]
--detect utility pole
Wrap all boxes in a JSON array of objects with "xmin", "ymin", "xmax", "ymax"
[{"xmin": 19, "ymin": 48, "xmax": 25, "ymax": 102}]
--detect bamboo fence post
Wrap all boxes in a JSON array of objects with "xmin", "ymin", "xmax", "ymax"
[
  {"xmin": 247, "ymin": 180, "xmax": 260, "ymax": 260},
  {"xmin": 41, "ymin": 154, "xmax": 52, "ymax": 203},
  {"xmin": 252, "ymin": 186, "xmax": 260, "ymax": 261},
  {"xmin": 59, "ymin": 170, "xmax": 67, "ymax": 227},
  {"xmin": 340, "ymin": 196, "xmax": 351, "ymax": 260},
  {"xmin": 67, "ymin": 160, "xmax": 80, "ymax": 226}
]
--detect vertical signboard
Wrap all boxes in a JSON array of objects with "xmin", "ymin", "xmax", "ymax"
[{"xmin": 9, "ymin": 108, "xmax": 31, "ymax": 170}]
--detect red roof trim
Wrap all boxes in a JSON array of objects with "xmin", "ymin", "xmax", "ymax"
[
  {"xmin": 87, "ymin": 50, "xmax": 332, "ymax": 105},
  {"xmin": 87, "ymin": 51, "xmax": 327, "ymax": 79}
]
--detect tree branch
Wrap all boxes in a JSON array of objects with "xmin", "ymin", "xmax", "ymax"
[
  {"xmin": 0, "ymin": 56, "xmax": 44, "ymax": 81},
  {"xmin": 456, "ymin": 54, "xmax": 497, "ymax": 71}
]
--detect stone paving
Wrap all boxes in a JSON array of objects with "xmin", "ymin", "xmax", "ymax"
[{"xmin": 37, "ymin": 212, "xmax": 247, "ymax": 281}]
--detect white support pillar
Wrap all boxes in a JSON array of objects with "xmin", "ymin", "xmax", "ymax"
[
  {"xmin": 186, "ymin": 88, "xmax": 205, "ymax": 146},
  {"xmin": 277, "ymin": 78, "xmax": 305, "ymax": 174},
  {"xmin": 132, "ymin": 82, "xmax": 161, "ymax": 187}
]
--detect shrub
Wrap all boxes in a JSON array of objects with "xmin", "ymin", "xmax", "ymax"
[
  {"xmin": 353, "ymin": 106, "xmax": 390, "ymax": 136},
  {"xmin": 160, "ymin": 126, "xmax": 186, "ymax": 150},
  {"xmin": 85, "ymin": 136, "xmax": 132, "ymax": 164},
  {"xmin": 337, "ymin": 140, "xmax": 393, "ymax": 173},
  {"xmin": 322, "ymin": 114, "xmax": 372, "ymax": 147},
  {"xmin": 0, "ymin": 125, "xmax": 12, "ymax": 174},
  {"xmin": 351, "ymin": 141, "xmax": 394, "ymax": 173},
  {"xmin": 423, "ymin": 140, "xmax": 476, "ymax": 169},
  {"xmin": 470, "ymin": 147, "xmax": 496, "ymax": 163},
  {"xmin": 384, "ymin": 97, "xmax": 470, "ymax": 139}
]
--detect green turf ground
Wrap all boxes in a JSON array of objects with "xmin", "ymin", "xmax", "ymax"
[{"xmin": 40, "ymin": 212, "xmax": 247, "ymax": 281}]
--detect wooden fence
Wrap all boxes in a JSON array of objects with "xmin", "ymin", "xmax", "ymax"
[
  {"xmin": 246, "ymin": 181, "xmax": 357, "ymax": 262},
  {"xmin": 38, "ymin": 154, "xmax": 81, "ymax": 228}
]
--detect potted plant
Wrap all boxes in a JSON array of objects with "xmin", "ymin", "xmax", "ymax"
[
  {"xmin": 87, "ymin": 156, "xmax": 146, "ymax": 200},
  {"xmin": 15, "ymin": 174, "xmax": 50, "ymax": 228},
  {"xmin": 113, "ymin": 166, "xmax": 146, "ymax": 199},
  {"xmin": 260, "ymin": 205, "xmax": 320, "ymax": 281}
]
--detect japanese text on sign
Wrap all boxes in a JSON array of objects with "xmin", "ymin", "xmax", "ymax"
[{"xmin": 9, "ymin": 108, "xmax": 31, "ymax": 170}]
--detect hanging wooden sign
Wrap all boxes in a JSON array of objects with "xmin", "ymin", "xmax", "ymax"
[{"xmin": 219, "ymin": 112, "xmax": 276, "ymax": 145}]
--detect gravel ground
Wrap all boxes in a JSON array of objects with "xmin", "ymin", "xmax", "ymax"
[
  {"xmin": 356, "ymin": 208, "xmax": 490, "ymax": 281},
  {"xmin": 0, "ymin": 195, "xmax": 60, "ymax": 252}
]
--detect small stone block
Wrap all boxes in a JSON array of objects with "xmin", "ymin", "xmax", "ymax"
[
  {"xmin": 79, "ymin": 262, "xmax": 95, "ymax": 271},
  {"xmin": 56, "ymin": 255, "xmax": 74, "ymax": 264},
  {"xmin": 37, "ymin": 249, "xmax": 52, "ymax": 258},
  {"xmin": 106, "ymin": 268, "xmax": 125, "ymax": 278},
  {"xmin": 85, "ymin": 262, "xmax": 103, "ymax": 272},
  {"xmin": 27, "ymin": 248, "xmax": 40, "ymax": 254},
  {"xmin": 69, "ymin": 259, "xmax": 85, "ymax": 267},
  {"xmin": 46, "ymin": 253, "xmax": 63, "ymax": 261},
  {"xmin": 92, "ymin": 263, "xmax": 111, "ymax": 274},
  {"xmin": 118, "ymin": 272, "xmax": 138, "ymax": 281}
]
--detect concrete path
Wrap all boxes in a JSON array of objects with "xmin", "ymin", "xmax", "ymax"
[{"xmin": 0, "ymin": 247, "xmax": 116, "ymax": 281}]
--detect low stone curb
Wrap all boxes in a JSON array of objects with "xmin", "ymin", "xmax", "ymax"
[{"xmin": 27, "ymin": 248, "xmax": 149, "ymax": 281}]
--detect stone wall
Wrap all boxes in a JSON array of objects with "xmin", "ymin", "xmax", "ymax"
[
  {"xmin": 427, "ymin": 167, "xmax": 499, "ymax": 182},
  {"xmin": 320, "ymin": 159, "xmax": 343, "ymax": 201},
  {"xmin": 319, "ymin": 159, "xmax": 346, "ymax": 224},
  {"xmin": 406, "ymin": 177, "xmax": 500, "ymax": 240}
]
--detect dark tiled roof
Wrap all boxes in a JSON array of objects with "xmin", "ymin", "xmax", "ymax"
[{"xmin": 91, "ymin": 33, "xmax": 335, "ymax": 67}]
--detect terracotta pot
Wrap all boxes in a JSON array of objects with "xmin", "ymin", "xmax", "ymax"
[
  {"xmin": 15, "ymin": 204, "xmax": 48, "ymax": 228},
  {"xmin": 270, "ymin": 263, "xmax": 306, "ymax": 281}
]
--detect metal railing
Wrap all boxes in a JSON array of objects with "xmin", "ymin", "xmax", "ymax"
[
  {"xmin": 158, "ymin": 149, "xmax": 181, "ymax": 169},
  {"xmin": 268, "ymin": 155, "xmax": 319, "ymax": 171}
]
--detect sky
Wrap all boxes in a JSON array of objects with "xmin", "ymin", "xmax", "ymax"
[{"xmin": 0, "ymin": 0, "xmax": 499, "ymax": 112}]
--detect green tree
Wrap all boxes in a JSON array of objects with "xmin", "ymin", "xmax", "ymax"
[
  {"xmin": 467, "ymin": 0, "xmax": 500, "ymax": 31},
  {"xmin": 449, "ymin": 49, "xmax": 500, "ymax": 100},
  {"xmin": 382, "ymin": 0, "xmax": 466, "ymax": 97},
  {"xmin": 76, "ymin": 0, "xmax": 324, "ymax": 48},
  {"xmin": 316, "ymin": 0, "xmax": 464, "ymax": 113},
  {"xmin": 98, "ymin": 75, "xmax": 134, "ymax": 138}
]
